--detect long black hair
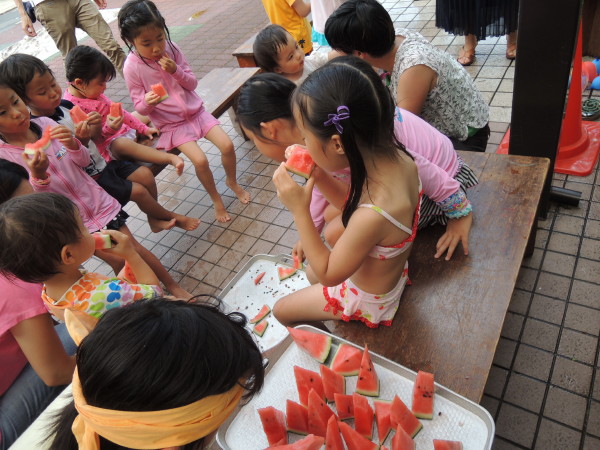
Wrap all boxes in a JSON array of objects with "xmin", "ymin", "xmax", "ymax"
[
  {"xmin": 118, "ymin": 0, "xmax": 178, "ymax": 64},
  {"xmin": 0, "ymin": 159, "xmax": 29, "ymax": 204},
  {"xmin": 292, "ymin": 55, "xmax": 409, "ymax": 226},
  {"xmin": 49, "ymin": 297, "xmax": 265, "ymax": 450},
  {"xmin": 234, "ymin": 73, "xmax": 296, "ymax": 140}
]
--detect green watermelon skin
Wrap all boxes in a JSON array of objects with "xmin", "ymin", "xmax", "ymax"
[
  {"xmin": 252, "ymin": 319, "xmax": 269, "ymax": 337},
  {"xmin": 278, "ymin": 266, "xmax": 298, "ymax": 281},
  {"xmin": 249, "ymin": 304, "xmax": 271, "ymax": 324},
  {"xmin": 355, "ymin": 345, "xmax": 380, "ymax": 397},
  {"xmin": 285, "ymin": 145, "xmax": 316, "ymax": 179},
  {"xmin": 287, "ymin": 326, "xmax": 332, "ymax": 363},
  {"xmin": 412, "ymin": 370, "xmax": 434, "ymax": 419},
  {"xmin": 286, "ymin": 399, "xmax": 309, "ymax": 435},
  {"xmin": 390, "ymin": 395, "xmax": 422, "ymax": 438}
]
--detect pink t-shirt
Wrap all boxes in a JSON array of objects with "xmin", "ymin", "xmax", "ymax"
[{"xmin": 0, "ymin": 275, "xmax": 45, "ymax": 395}]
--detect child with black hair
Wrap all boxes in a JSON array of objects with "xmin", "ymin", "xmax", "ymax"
[
  {"xmin": 271, "ymin": 58, "xmax": 421, "ymax": 328},
  {"xmin": 49, "ymin": 297, "xmax": 265, "ymax": 449},
  {"xmin": 0, "ymin": 82, "xmax": 191, "ymax": 298},
  {"xmin": 0, "ymin": 193, "xmax": 162, "ymax": 322},
  {"xmin": 0, "ymin": 53, "xmax": 200, "ymax": 233},
  {"xmin": 324, "ymin": 0, "xmax": 491, "ymax": 152},
  {"xmin": 254, "ymin": 24, "xmax": 339, "ymax": 84},
  {"xmin": 0, "ymin": 160, "xmax": 76, "ymax": 450},
  {"xmin": 63, "ymin": 45, "xmax": 186, "ymax": 176},
  {"xmin": 118, "ymin": 0, "xmax": 250, "ymax": 223}
]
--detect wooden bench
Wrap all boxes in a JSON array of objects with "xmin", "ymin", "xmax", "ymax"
[
  {"xmin": 232, "ymin": 33, "xmax": 258, "ymax": 68},
  {"xmin": 149, "ymin": 66, "xmax": 260, "ymax": 175},
  {"xmin": 325, "ymin": 151, "xmax": 550, "ymax": 403}
]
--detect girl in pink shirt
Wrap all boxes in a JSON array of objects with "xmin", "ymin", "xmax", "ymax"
[{"xmin": 119, "ymin": 0, "xmax": 250, "ymax": 223}]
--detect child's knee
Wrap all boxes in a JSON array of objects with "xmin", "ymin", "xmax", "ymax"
[
  {"xmin": 192, "ymin": 155, "xmax": 210, "ymax": 172},
  {"xmin": 129, "ymin": 182, "xmax": 147, "ymax": 201},
  {"xmin": 272, "ymin": 297, "xmax": 288, "ymax": 323},
  {"xmin": 131, "ymin": 165, "xmax": 155, "ymax": 184}
]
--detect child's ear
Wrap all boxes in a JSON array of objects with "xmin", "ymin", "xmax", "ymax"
[
  {"xmin": 60, "ymin": 245, "xmax": 77, "ymax": 265},
  {"xmin": 260, "ymin": 121, "xmax": 277, "ymax": 140},
  {"xmin": 273, "ymin": 66, "xmax": 284, "ymax": 74},
  {"xmin": 331, "ymin": 135, "xmax": 345, "ymax": 155},
  {"xmin": 73, "ymin": 78, "xmax": 85, "ymax": 89}
]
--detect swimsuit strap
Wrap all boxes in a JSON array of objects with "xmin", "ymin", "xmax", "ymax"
[{"xmin": 358, "ymin": 204, "xmax": 413, "ymax": 235}]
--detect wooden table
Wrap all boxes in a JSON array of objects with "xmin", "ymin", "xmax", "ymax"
[
  {"xmin": 232, "ymin": 33, "xmax": 258, "ymax": 68},
  {"xmin": 326, "ymin": 152, "xmax": 550, "ymax": 403},
  {"xmin": 195, "ymin": 67, "xmax": 260, "ymax": 118}
]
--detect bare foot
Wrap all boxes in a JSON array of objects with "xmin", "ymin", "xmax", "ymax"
[
  {"xmin": 148, "ymin": 216, "xmax": 177, "ymax": 233},
  {"xmin": 168, "ymin": 154, "xmax": 184, "ymax": 175},
  {"xmin": 227, "ymin": 179, "xmax": 251, "ymax": 204},
  {"xmin": 214, "ymin": 202, "xmax": 231, "ymax": 223},
  {"xmin": 167, "ymin": 285, "xmax": 193, "ymax": 300},
  {"xmin": 174, "ymin": 213, "xmax": 201, "ymax": 231}
]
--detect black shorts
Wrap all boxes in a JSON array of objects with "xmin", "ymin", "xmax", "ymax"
[
  {"xmin": 104, "ymin": 210, "xmax": 130, "ymax": 231},
  {"xmin": 95, "ymin": 160, "xmax": 140, "ymax": 206},
  {"xmin": 450, "ymin": 123, "xmax": 491, "ymax": 153}
]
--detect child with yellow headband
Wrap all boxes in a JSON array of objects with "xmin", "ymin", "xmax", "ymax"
[{"xmin": 49, "ymin": 298, "xmax": 265, "ymax": 449}]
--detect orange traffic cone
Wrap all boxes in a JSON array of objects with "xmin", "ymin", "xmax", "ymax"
[{"xmin": 497, "ymin": 26, "xmax": 600, "ymax": 176}]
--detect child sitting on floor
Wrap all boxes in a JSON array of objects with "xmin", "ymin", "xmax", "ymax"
[
  {"xmin": 253, "ymin": 24, "xmax": 340, "ymax": 84},
  {"xmin": 118, "ymin": 0, "xmax": 250, "ymax": 223},
  {"xmin": 271, "ymin": 57, "xmax": 421, "ymax": 328},
  {"xmin": 0, "ymin": 53, "xmax": 200, "ymax": 233},
  {"xmin": 0, "ymin": 193, "xmax": 162, "ymax": 322},
  {"xmin": 49, "ymin": 298, "xmax": 265, "ymax": 449},
  {"xmin": 63, "ymin": 45, "xmax": 186, "ymax": 175}
]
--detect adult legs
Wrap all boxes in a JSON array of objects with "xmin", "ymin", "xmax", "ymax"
[{"xmin": 34, "ymin": 0, "xmax": 77, "ymax": 58}]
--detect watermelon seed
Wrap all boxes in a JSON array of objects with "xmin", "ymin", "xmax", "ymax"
[{"xmin": 438, "ymin": 412, "xmax": 442, "ymax": 416}]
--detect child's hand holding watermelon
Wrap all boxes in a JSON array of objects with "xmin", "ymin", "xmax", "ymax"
[
  {"xmin": 144, "ymin": 90, "xmax": 162, "ymax": 106},
  {"xmin": 106, "ymin": 114, "xmax": 124, "ymax": 132},
  {"xmin": 85, "ymin": 112, "xmax": 103, "ymax": 140},
  {"xmin": 50, "ymin": 125, "xmax": 78, "ymax": 150},
  {"xmin": 22, "ymin": 147, "xmax": 49, "ymax": 181},
  {"xmin": 272, "ymin": 162, "xmax": 316, "ymax": 216},
  {"xmin": 158, "ymin": 54, "xmax": 176, "ymax": 74}
]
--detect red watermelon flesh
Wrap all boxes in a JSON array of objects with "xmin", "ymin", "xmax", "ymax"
[
  {"xmin": 391, "ymin": 424, "xmax": 415, "ymax": 450},
  {"xmin": 92, "ymin": 232, "xmax": 112, "ymax": 250},
  {"xmin": 390, "ymin": 395, "xmax": 422, "ymax": 438},
  {"xmin": 307, "ymin": 389, "xmax": 330, "ymax": 437},
  {"xmin": 352, "ymin": 393, "xmax": 374, "ymax": 440},
  {"xmin": 258, "ymin": 406, "xmax": 288, "ymax": 446},
  {"xmin": 24, "ymin": 126, "xmax": 52, "ymax": 155},
  {"xmin": 285, "ymin": 145, "xmax": 316, "ymax": 179},
  {"xmin": 286, "ymin": 400, "xmax": 309, "ymax": 435},
  {"xmin": 287, "ymin": 326, "xmax": 332, "ymax": 363},
  {"xmin": 325, "ymin": 415, "xmax": 344, "ymax": 450},
  {"xmin": 330, "ymin": 344, "xmax": 362, "ymax": 376},
  {"xmin": 433, "ymin": 440, "xmax": 463, "ymax": 450},
  {"xmin": 293, "ymin": 253, "xmax": 304, "ymax": 270},
  {"xmin": 117, "ymin": 261, "xmax": 137, "ymax": 284},
  {"xmin": 69, "ymin": 105, "xmax": 89, "ymax": 124},
  {"xmin": 381, "ymin": 447, "xmax": 390, "ymax": 450},
  {"xmin": 108, "ymin": 102, "xmax": 123, "ymax": 119},
  {"xmin": 320, "ymin": 364, "xmax": 345, "ymax": 402},
  {"xmin": 373, "ymin": 399, "xmax": 392, "ymax": 444},
  {"xmin": 266, "ymin": 434, "xmax": 325, "ymax": 450},
  {"xmin": 151, "ymin": 83, "xmax": 169, "ymax": 102},
  {"xmin": 338, "ymin": 421, "xmax": 378, "ymax": 450},
  {"xmin": 294, "ymin": 366, "xmax": 325, "ymax": 406},
  {"xmin": 412, "ymin": 370, "xmax": 434, "ymax": 419},
  {"xmin": 355, "ymin": 345, "xmax": 380, "ymax": 397},
  {"xmin": 333, "ymin": 393, "xmax": 354, "ymax": 420},
  {"xmin": 309, "ymin": 388, "xmax": 337, "ymax": 424},
  {"xmin": 249, "ymin": 304, "xmax": 271, "ymax": 324},
  {"xmin": 254, "ymin": 271, "xmax": 266, "ymax": 285},
  {"xmin": 252, "ymin": 319, "xmax": 269, "ymax": 337},
  {"xmin": 278, "ymin": 266, "xmax": 298, "ymax": 281}
]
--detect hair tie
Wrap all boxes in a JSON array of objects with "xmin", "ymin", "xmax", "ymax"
[{"xmin": 323, "ymin": 105, "xmax": 350, "ymax": 134}]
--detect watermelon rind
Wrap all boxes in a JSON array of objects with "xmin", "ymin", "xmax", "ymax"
[
  {"xmin": 287, "ymin": 326, "xmax": 332, "ymax": 363},
  {"xmin": 412, "ymin": 370, "xmax": 434, "ymax": 419},
  {"xmin": 285, "ymin": 145, "xmax": 315, "ymax": 179},
  {"xmin": 254, "ymin": 271, "xmax": 266, "ymax": 285},
  {"xmin": 249, "ymin": 304, "xmax": 271, "ymax": 324},
  {"xmin": 278, "ymin": 266, "xmax": 298, "ymax": 281},
  {"xmin": 330, "ymin": 344, "xmax": 363, "ymax": 376},
  {"xmin": 355, "ymin": 345, "xmax": 380, "ymax": 397},
  {"xmin": 390, "ymin": 395, "xmax": 422, "ymax": 439},
  {"xmin": 252, "ymin": 320, "xmax": 269, "ymax": 337},
  {"xmin": 92, "ymin": 232, "xmax": 112, "ymax": 250},
  {"xmin": 286, "ymin": 399, "xmax": 309, "ymax": 435}
]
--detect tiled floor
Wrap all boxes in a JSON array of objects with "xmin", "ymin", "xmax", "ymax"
[{"xmin": 1, "ymin": 0, "xmax": 599, "ymax": 448}]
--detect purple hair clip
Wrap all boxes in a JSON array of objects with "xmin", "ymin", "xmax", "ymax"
[{"xmin": 323, "ymin": 105, "xmax": 350, "ymax": 134}]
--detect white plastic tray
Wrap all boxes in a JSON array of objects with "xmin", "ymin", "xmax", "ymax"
[
  {"xmin": 217, "ymin": 325, "xmax": 495, "ymax": 449},
  {"xmin": 219, "ymin": 254, "xmax": 310, "ymax": 353}
]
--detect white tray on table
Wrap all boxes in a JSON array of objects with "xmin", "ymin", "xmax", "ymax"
[
  {"xmin": 216, "ymin": 325, "xmax": 495, "ymax": 450},
  {"xmin": 219, "ymin": 254, "xmax": 310, "ymax": 354}
]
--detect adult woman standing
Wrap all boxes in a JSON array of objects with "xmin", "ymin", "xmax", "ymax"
[{"xmin": 436, "ymin": 0, "xmax": 519, "ymax": 66}]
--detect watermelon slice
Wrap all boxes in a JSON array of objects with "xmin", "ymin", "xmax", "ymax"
[
  {"xmin": 287, "ymin": 327, "xmax": 332, "ymax": 363},
  {"xmin": 330, "ymin": 344, "xmax": 362, "ymax": 376},
  {"xmin": 433, "ymin": 440, "xmax": 463, "ymax": 450},
  {"xmin": 252, "ymin": 319, "xmax": 269, "ymax": 337},
  {"xmin": 92, "ymin": 232, "xmax": 112, "ymax": 250},
  {"xmin": 390, "ymin": 395, "xmax": 422, "ymax": 438},
  {"xmin": 151, "ymin": 83, "xmax": 169, "ymax": 102},
  {"xmin": 258, "ymin": 406, "xmax": 288, "ymax": 446},
  {"xmin": 355, "ymin": 345, "xmax": 380, "ymax": 397},
  {"xmin": 286, "ymin": 400, "xmax": 309, "ymax": 435},
  {"xmin": 278, "ymin": 266, "xmax": 298, "ymax": 281},
  {"xmin": 249, "ymin": 304, "xmax": 271, "ymax": 324},
  {"xmin": 412, "ymin": 370, "xmax": 434, "ymax": 419},
  {"xmin": 294, "ymin": 366, "xmax": 325, "ymax": 406},
  {"xmin": 24, "ymin": 126, "xmax": 52, "ymax": 156},
  {"xmin": 381, "ymin": 447, "xmax": 390, "ymax": 450},
  {"xmin": 69, "ymin": 105, "xmax": 89, "ymax": 124},
  {"xmin": 373, "ymin": 399, "xmax": 392, "ymax": 444},
  {"xmin": 391, "ymin": 424, "xmax": 415, "ymax": 450},
  {"xmin": 307, "ymin": 388, "xmax": 335, "ymax": 437},
  {"xmin": 352, "ymin": 393, "xmax": 374, "ymax": 440},
  {"xmin": 266, "ymin": 434, "xmax": 324, "ymax": 450},
  {"xmin": 117, "ymin": 261, "xmax": 137, "ymax": 283},
  {"xmin": 293, "ymin": 253, "xmax": 304, "ymax": 270},
  {"xmin": 333, "ymin": 393, "xmax": 354, "ymax": 420},
  {"xmin": 108, "ymin": 102, "xmax": 123, "ymax": 120},
  {"xmin": 320, "ymin": 365, "xmax": 345, "ymax": 403},
  {"xmin": 338, "ymin": 421, "xmax": 378, "ymax": 450},
  {"xmin": 254, "ymin": 271, "xmax": 266, "ymax": 285},
  {"xmin": 325, "ymin": 415, "xmax": 344, "ymax": 450},
  {"xmin": 285, "ymin": 145, "xmax": 316, "ymax": 179}
]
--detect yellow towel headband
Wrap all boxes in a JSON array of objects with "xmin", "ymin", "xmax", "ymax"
[{"xmin": 71, "ymin": 369, "xmax": 244, "ymax": 449}]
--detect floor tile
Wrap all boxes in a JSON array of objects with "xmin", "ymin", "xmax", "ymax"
[
  {"xmin": 588, "ymin": 400, "xmax": 600, "ymax": 437},
  {"xmin": 535, "ymin": 272, "xmax": 571, "ymax": 301},
  {"xmin": 551, "ymin": 356, "xmax": 593, "ymax": 396},
  {"xmin": 513, "ymin": 345, "xmax": 553, "ymax": 382},
  {"xmin": 534, "ymin": 418, "xmax": 583, "ymax": 450},
  {"xmin": 564, "ymin": 303, "xmax": 600, "ymax": 335},
  {"xmin": 521, "ymin": 318, "xmax": 560, "ymax": 352},
  {"xmin": 484, "ymin": 366, "xmax": 508, "ymax": 397},
  {"xmin": 528, "ymin": 294, "xmax": 566, "ymax": 325},
  {"xmin": 541, "ymin": 251, "xmax": 577, "ymax": 277},
  {"xmin": 558, "ymin": 329, "xmax": 598, "ymax": 365},
  {"xmin": 544, "ymin": 386, "xmax": 587, "ymax": 429},
  {"xmin": 495, "ymin": 403, "xmax": 537, "ymax": 447},
  {"xmin": 504, "ymin": 373, "xmax": 546, "ymax": 413}
]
